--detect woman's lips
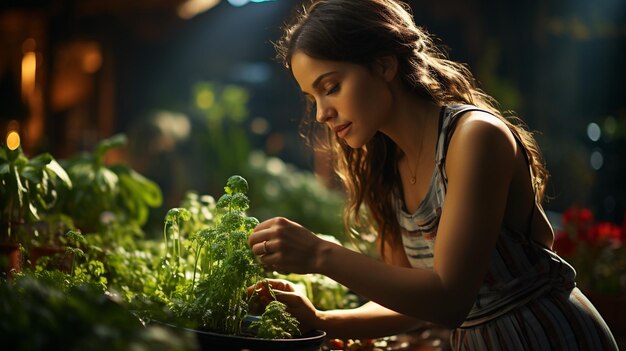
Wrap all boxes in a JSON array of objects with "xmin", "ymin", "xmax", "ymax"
[{"xmin": 334, "ymin": 122, "xmax": 352, "ymax": 138}]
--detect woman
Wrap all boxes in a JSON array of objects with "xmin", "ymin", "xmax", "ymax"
[{"xmin": 247, "ymin": 0, "xmax": 618, "ymax": 349}]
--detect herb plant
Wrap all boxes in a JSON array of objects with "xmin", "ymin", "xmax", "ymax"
[
  {"xmin": 160, "ymin": 175, "xmax": 262, "ymax": 335},
  {"xmin": 0, "ymin": 145, "xmax": 72, "ymax": 239},
  {"xmin": 251, "ymin": 300, "xmax": 300, "ymax": 339}
]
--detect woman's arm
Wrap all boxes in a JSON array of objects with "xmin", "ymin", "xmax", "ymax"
[
  {"xmin": 315, "ymin": 301, "xmax": 425, "ymax": 339},
  {"xmin": 255, "ymin": 279, "xmax": 422, "ymax": 339},
  {"xmin": 250, "ymin": 111, "xmax": 517, "ymax": 328}
]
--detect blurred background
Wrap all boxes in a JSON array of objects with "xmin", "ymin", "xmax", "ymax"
[
  {"xmin": 1, "ymin": 0, "xmax": 625, "ymax": 228},
  {"xmin": 2, "ymin": 1, "xmax": 626, "ymax": 346}
]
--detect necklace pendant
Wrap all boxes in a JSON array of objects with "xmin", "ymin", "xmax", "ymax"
[{"xmin": 410, "ymin": 176, "xmax": 416, "ymax": 184}]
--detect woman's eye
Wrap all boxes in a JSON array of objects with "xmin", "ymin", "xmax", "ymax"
[{"xmin": 325, "ymin": 84, "xmax": 339, "ymax": 96}]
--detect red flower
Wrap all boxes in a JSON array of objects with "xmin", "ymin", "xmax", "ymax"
[
  {"xmin": 553, "ymin": 229, "xmax": 577, "ymax": 258},
  {"xmin": 588, "ymin": 222, "xmax": 624, "ymax": 247},
  {"xmin": 562, "ymin": 207, "xmax": 595, "ymax": 243},
  {"xmin": 562, "ymin": 207, "xmax": 593, "ymax": 227}
]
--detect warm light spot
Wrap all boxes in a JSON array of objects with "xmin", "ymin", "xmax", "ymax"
[
  {"xmin": 266, "ymin": 156, "xmax": 285, "ymax": 175},
  {"xmin": 177, "ymin": 0, "xmax": 220, "ymax": 19},
  {"xmin": 6, "ymin": 131, "xmax": 20, "ymax": 150},
  {"xmin": 250, "ymin": 117, "xmax": 269, "ymax": 135},
  {"xmin": 196, "ymin": 90, "xmax": 215, "ymax": 109},
  {"xmin": 82, "ymin": 46, "xmax": 102, "ymax": 73},
  {"xmin": 21, "ymin": 51, "xmax": 37, "ymax": 97}
]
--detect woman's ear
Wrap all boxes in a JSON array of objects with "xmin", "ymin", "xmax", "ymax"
[{"xmin": 374, "ymin": 55, "xmax": 398, "ymax": 82}]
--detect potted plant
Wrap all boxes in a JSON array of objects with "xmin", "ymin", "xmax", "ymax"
[
  {"xmin": 150, "ymin": 175, "xmax": 325, "ymax": 350},
  {"xmin": 0, "ymin": 145, "xmax": 72, "ymax": 276}
]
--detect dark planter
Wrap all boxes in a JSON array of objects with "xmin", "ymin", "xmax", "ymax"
[
  {"xmin": 1, "ymin": 220, "xmax": 25, "ymax": 278},
  {"xmin": 192, "ymin": 328, "xmax": 326, "ymax": 351},
  {"xmin": 157, "ymin": 320, "xmax": 326, "ymax": 351},
  {"xmin": 0, "ymin": 243, "xmax": 22, "ymax": 279}
]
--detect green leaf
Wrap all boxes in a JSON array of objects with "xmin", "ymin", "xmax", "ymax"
[
  {"xmin": 95, "ymin": 168, "xmax": 119, "ymax": 194},
  {"xmin": 28, "ymin": 153, "xmax": 53, "ymax": 169},
  {"xmin": 123, "ymin": 169, "xmax": 162, "ymax": 206},
  {"xmin": 65, "ymin": 230, "xmax": 85, "ymax": 244},
  {"xmin": 230, "ymin": 193, "xmax": 249, "ymax": 211},
  {"xmin": 46, "ymin": 159, "xmax": 72, "ymax": 188},
  {"xmin": 13, "ymin": 166, "xmax": 25, "ymax": 208},
  {"xmin": 165, "ymin": 208, "xmax": 192, "ymax": 224},
  {"xmin": 216, "ymin": 194, "xmax": 232, "ymax": 209},
  {"xmin": 243, "ymin": 217, "xmax": 260, "ymax": 232},
  {"xmin": 28, "ymin": 202, "xmax": 40, "ymax": 221},
  {"xmin": 225, "ymin": 175, "xmax": 248, "ymax": 195}
]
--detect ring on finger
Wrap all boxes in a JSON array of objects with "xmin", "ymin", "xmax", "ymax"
[{"xmin": 263, "ymin": 240, "xmax": 270, "ymax": 255}]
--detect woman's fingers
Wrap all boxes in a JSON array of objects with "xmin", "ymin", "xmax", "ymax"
[
  {"xmin": 256, "ymin": 250, "xmax": 285, "ymax": 272},
  {"xmin": 272, "ymin": 289, "xmax": 301, "ymax": 304},
  {"xmin": 272, "ymin": 288, "xmax": 318, "ymax": 332},
  {"xmin": 255, "ymin": 216, "xmax": 294, "ymax": 230},
  {"xmin": 266, "ymin": 278, "xmax": 296, "ymax": 292},
  {"xmin": 248, "ymin": 216, "xmax": 320, "ymax": 274},
  {"xmin": 250, "ymin": 237, "xmax": 269, "ymax": 256}
]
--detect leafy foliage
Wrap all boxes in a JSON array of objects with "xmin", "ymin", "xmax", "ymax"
[
  {"xmin": 60, "ymin": 134, "xmax": 162, "ymax": 231},
  {"xmin": 160, "ymin": 175, "xmax": 263, "ymax": 335},
  {"xmin": 0, "ymin": 275, "xmax": 197, "ymax": 351},
  {"xmin": 0, "ymin": 145, "xmax": 72, "ymax": 239},
  {"xmin": 250, "ymin": 300, "xmax": 300, "ymax": 339}
]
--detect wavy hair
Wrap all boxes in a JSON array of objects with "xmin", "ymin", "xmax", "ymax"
[{"xmin": 276, "ymin": 0, "xmax": 549, "ymax": 260}]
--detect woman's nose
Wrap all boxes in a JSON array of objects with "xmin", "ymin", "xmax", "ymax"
[{"xmin": 315, "ymin": 103, "xmax": 336, "ymax": 124}]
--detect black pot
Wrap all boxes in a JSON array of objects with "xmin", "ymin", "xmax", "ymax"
[
  {"xmin": 156, "ymin": 318, "xmax": 326, "ymax": 351},
  {"xmin": 192, "ymin": 328, "xmax": 326, "ymax": 351}
]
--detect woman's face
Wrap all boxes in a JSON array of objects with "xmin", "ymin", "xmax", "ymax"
[{"xmin": 290, "ymin": 51, "xmax": 394, "ymax": 148}]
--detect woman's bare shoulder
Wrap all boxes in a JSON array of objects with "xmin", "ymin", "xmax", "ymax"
[{"xmin": 446, "ymin": 110, "xmax": 518, "ymax": 173}]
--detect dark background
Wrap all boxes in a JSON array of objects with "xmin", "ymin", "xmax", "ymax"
[{"xmin": 1, "ymin": 0, "xmax": 625, "ymax": 222}]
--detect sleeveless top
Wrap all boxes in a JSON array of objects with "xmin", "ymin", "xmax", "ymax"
[{"xmin": 394, "ymin": 104, "xmax": 577, "ymax": 327}]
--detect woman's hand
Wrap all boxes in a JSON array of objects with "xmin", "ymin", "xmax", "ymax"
[
  {"xmin": 248, "ymin": 217, "xmax": 331, "ymax": 274},
  {"xmin": 248, "ymin": 278, "xmax": 320, "ymax": 333}
]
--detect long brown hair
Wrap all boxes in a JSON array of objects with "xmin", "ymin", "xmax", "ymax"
[{"xmin": 276, "ymin": 0, "xmax": 549, "ymax": 260}]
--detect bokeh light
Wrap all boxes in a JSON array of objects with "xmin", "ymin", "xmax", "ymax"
[
  {"xmin": 590, "ymin": 149, "xmax": 604, "ymax": 170},
  {"xmin": 6, "ymin": 131, "xmax": 21, "ymax": 150},
  {"xmin": 587, "ymin": 122, "xmax": 601, "ymax": 142}
]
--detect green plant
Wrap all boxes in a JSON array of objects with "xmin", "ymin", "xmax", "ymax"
[
  {"xmin": 60, "ymin": 134, "xmax": 162, "ymax": 231},
  {"xmin": 0, "ymin": 275, "xmax": 197, "ymax": 351},
  {"xmin": 160, "ymin": 175, "xmax": 263, "ymax": 335},
  {"xmin": 192, "ymin": 82, "xmax": 252, "ymax": 190},
  {"xmin": 0, "ymin": 145, "xmax": 72, "ymax": 241},
  {"xmin": 250, "ymin": 300, "xmax": 300, "ymax": 339}
]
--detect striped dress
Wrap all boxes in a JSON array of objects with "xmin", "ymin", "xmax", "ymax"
[{"xmin": 395, "ymin": 104, "xmax": 618, "ymax": 350}]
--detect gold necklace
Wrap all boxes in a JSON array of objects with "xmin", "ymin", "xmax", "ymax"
[
  {"xmin": 404, "ymin": 105, "xmax": 439, "ymax": 186},
  {"xmin": 405, "ymin": 144, "xmax": 425, "ymax": 185},
  {"xmin": 405, "ymin": 123, "xmax": 427, "ymax": 185},
  {"xmin": 407, "ymin": 160, "xmax": 417, "ymax": 184}
]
